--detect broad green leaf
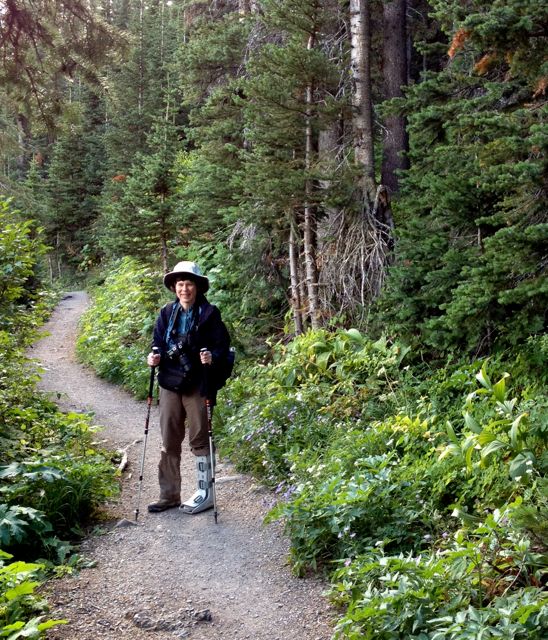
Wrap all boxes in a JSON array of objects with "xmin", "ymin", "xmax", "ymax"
[
  {"xmin": 509, "ymin": 413, "xmax": 528, "ymax": 450},
  {"xmin": 5, "ymin": 580, "xmax": 40, "ymax": 600},
  {"xmin": 284, "ymin": 368, "xmax": 296, "ymax": 387},
  {"xmin": 463, "ymin": 412, "xmax": 482, "ymax": 434},
  {"xmin": 438, "ymin": 443, "xmax": 461, "ymax": 460},
  {"xmin": 475, "ymin": 363, "xmax": 492, "ymax": 390},
  {"xmin": 509, "ymin": 450, "xmax": 536, "ymax": 480},
  {"xmin": 37, "ymin": 619, "xmax": 68, "ymax": 631},
  {"xmin": 445, "ymin": 421, "xmax": 459, "ymax": 444},
  {"xmin": 492, "ymin": 372, "xmax": 509, "ymax": 402},
  {"xmin": 344, "ymin": 328, "xmax": 363, "ymax": 343},
  {"xmin": 464, "ymin": 442, "xmax": 475, "ymax": 470},
  {"xmin": 480, "ymin": 439, "xmax": 507, "ymax": 459},
  {"xmin": 477, "ymin": 431, "xmax": 496, "ymax": 446},
  {"xmin": 315, "ymin": 351, "xmax": 331, "ymax": 371}
]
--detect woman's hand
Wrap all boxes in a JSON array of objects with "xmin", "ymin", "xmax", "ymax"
[
  {"xmin": 200, "ymin": 349, "xmax": 212, "ymax": 365},
  {"xmin": 147, "ymin": 351, "xmax": 161, "ymax": 367}
]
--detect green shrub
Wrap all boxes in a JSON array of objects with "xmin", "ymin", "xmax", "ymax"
[
  {"xmin": 76, "ymin": 257, "xmax": 164, "ymax": 398},
  {"xmin": 329, "ymin": 504, "xmax": 547, "ymax": 639},
  {"xmin": 216, "ymin": 328, "xmax": 411, "ymax": 486},
  {"xmin": 218, "ymin": 333, "xmax": 546, "ymax": 637},
  {"xmin": 0, "ymin": 550, "xmax": 66, "ymax": 638},
  {"xmin": 0, "ymin": 196, "xmax": 117, "ymax": 634}
]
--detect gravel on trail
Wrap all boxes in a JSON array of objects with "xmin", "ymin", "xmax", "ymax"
[{"xmin": 32, "ymin": 291, "xmax": 335, "ymax": 640}]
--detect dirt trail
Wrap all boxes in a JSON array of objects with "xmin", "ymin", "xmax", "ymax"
[{"xmin": 33, "ymin": 291, "xmax": 334, "ymax": 640}]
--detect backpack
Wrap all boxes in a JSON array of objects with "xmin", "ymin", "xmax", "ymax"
[{"xmin": 215, "ymin": 347, "xmax": 235, "ymax": 390}]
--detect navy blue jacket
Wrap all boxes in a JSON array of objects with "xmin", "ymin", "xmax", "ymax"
[{"xmin": 152, "ymin": 295, "xmax": 230, "ymax": 403}]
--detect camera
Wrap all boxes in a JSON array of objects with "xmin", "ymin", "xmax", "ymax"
[{"xmin": 166, "ymin": 338, "xmax": 193, "ymax": 377}]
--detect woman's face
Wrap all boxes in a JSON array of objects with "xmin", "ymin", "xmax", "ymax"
[{"xmin": 175, "ymin": 278, "xmax": 197, "ymax": 310}]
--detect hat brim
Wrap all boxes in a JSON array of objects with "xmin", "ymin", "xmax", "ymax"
[{"xmin": 163, "ymin": 270, "xmax": 209, "ymax": 293}]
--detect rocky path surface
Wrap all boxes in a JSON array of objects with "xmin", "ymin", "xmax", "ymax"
[{"xmin": 33, "ymin": 291, "xmax": 334, "ymax": 640}]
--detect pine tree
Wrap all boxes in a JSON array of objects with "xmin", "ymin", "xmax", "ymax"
[
  {"xmin": 0, "ymin": 0, "xmax": 123, "ymax": 132},
  {"xmin": 376, "ymin": 0, "xmax": 548, "ymax": 355},
  {"xmin": 99, "ymin": 117, "xmax": 183, "ymax": 270},
  {"xmin": 103, "ymin": 0, "xmax": 181, "ymax": 173}
]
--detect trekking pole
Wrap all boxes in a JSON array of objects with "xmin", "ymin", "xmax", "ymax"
[
  {"xmin": 201, "ymin": 348, "xmax": 218, "ymax": 524},
  {"xmin": 134, "ymin": 347, "xmax": 159, "ymax": 522}
]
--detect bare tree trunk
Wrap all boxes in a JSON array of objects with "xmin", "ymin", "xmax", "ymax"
[
  {"xmin": 161, "ymin": 198, "xmax": 169, "ymax": 273},
  {"xmin": 161, "ymin": 235, "xmax": 168, "ymax": 273},
  {"xmin": 16, "ymin": 113, "xmax": 31, "ymax": 174},
  {"xmin": 56, "ymin": 232, "xmax": 62, "ymax": 279},
  {"xmin": 289, "ymin": 216, "xmax": 304, "ymax": 335},
  {"xmin": 349, "ymin": 0, "xmax": 376, "ymax": 207},
  {"xmin": 138, "ymin": 0, "xmax": 145, "ymax": 147},
  {"xmin": 318, "ymin": 120, "xmax": 342, "ymax": 217},
  {"xmin": 303, "ymin": 31, "xmax": 320, "ymax": 330},
  {"xmin": 381, "ymin": 0, "xmax": 409, "ymax": 200}
]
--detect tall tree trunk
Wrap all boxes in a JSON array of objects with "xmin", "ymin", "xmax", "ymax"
[
  {"xmin": 349, "ymin": 0, "xmax": 376, "ymax": 207},
  {"xmin": 303, "ymin": 31, "xmax": 320, "ymax": 329},
  {"xmin": 381, "ymin": 0, "xmax": 409, "ymax": 199},
  {"xmin": 289, "ymin": 215, "xmax": 304, "ymax": 335},
  {"xmin": 161, "ymin": 205, "xmax": 169, "ymax": 273},
  {"xmin": 16, "ymin": 113, "xmax": 31, "ymax": 174},
  {"xmin": 138, "ymin": 0, "xmax": 145, "ymax": 146}
]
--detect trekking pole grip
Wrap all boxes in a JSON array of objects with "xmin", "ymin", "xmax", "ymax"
[
  {"xmin": 148, "ymin": 346, "xmax": 160, "ymax": 403},
  {"xmin": 200, "ymin": 347, "xmax": 211, "ymax": 394}
]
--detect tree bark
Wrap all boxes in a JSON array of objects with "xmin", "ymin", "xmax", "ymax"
[
  {"xmin": 349, "ymin": 0, "xmax": 376, "ymax": 207},
  {"xmin": 15, "ymin": 113, "xmax": 31, "ymax": 174},
  {"xmin": 289, "ymin": 216, "xmax": 304, "ymax": 335},
  {"xmin": 303, "ymin": 31, "xmax": 320, "ymax": 329},
  {"xmin": 381, "ymin": 0, "xmax": 409, "ymax": 198}
]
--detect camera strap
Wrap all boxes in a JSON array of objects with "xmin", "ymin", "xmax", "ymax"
[{"xmin": 165, "ymin": 302, "xmax": 198, "ymax": 351}]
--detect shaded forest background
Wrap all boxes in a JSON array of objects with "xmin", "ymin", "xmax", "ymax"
[
  {"xmin": 1, "ymin": 0, "xmax": 545, "ymax": 358},
  {"xmin": 0, "ymin": 1, "xmax": 546, "ymax": 638}
]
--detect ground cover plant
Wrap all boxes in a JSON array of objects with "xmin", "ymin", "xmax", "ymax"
[
  {"xmin": 214, "ymin": 331, "xmax": 547, "ymax": 639},
  {"xmin": 76, "ymin": 257, "xmax": 165, "ymax": 399},
  {"xmin": 0, "ymin": 196, "xmax": 119, "ymax": 637}
]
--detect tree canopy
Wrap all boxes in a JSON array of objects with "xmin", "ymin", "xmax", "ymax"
[{"xmin": 0, "ymin": 0, "xmax": 546, "ymax": 354}]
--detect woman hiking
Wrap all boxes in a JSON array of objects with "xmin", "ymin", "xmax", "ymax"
[{"xmin": 146, "ymin": 261, "xmax": 231, "ymax": 514}]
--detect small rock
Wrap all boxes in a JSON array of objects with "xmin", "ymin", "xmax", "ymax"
[
  {"xmin": 133, "ymin": 611, "xmax": 155, "ymax": 629},
  {"xmin": 193, "ymin": 609, "xmax": 212, "ymax": 622}
]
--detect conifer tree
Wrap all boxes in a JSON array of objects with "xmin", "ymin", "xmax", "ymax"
[
  {"xmin": 0, "ymin": 0, "xmax": 123, "ymax": 132},
  {"xmin": 174, "ymin": 5, "xmax": 250, "ymax": 235},
  {"xmin": 240, "ymin": 0, "xmax": 346, "ymax": 330},
  {"xmin": 377, "ymin": 0, "xmax": 548, "ymax": 354},
  {"xmin": 103, "ymin": 0, "xmax": 180, "ymax": 173},
  {"xmin": 99, "ymin": 117, "xmax": 182, "ymax": 270}
]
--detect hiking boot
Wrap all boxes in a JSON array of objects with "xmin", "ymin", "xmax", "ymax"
[{"xmin": 147, "ymin": 498, "xmax": 181, "ymax": 513}]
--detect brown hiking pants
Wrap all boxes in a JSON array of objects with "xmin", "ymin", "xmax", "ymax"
[{"xmin": 157, "ymin": 386, "xmax": 209, "ymax": 500}]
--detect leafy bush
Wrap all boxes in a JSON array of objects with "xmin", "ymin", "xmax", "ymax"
[
  {"xmin": 0, "ymin": 198, "xmax": 48, "ymax": 334},
  {"xmin": 218, "ymin": 332, "xmax": 546, "ymax": 637},
  {"xmin": 0, "ymin": 386, "xmax": 118, "ymax": 559},
  {"xmin": 0, "ymin": 198, "xmax": 120, "ymax": 633},
  {"xmin": 0, "ymin": 454, "xmax": 116, "ymax": 545},
  {"xmin": 216, "ymin": 329, "xmax": 410, "ymax": 486},
  {"xmin": 76, "ymin": 257, "xmax": 164, "ymax": 398},
  {"xmin": 0, "ymin": 550, "xmax": 66, "ymax": 638},
  {"xmin": 329, "ymin": 505, "xmax": 547, "ymax": 639}
]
